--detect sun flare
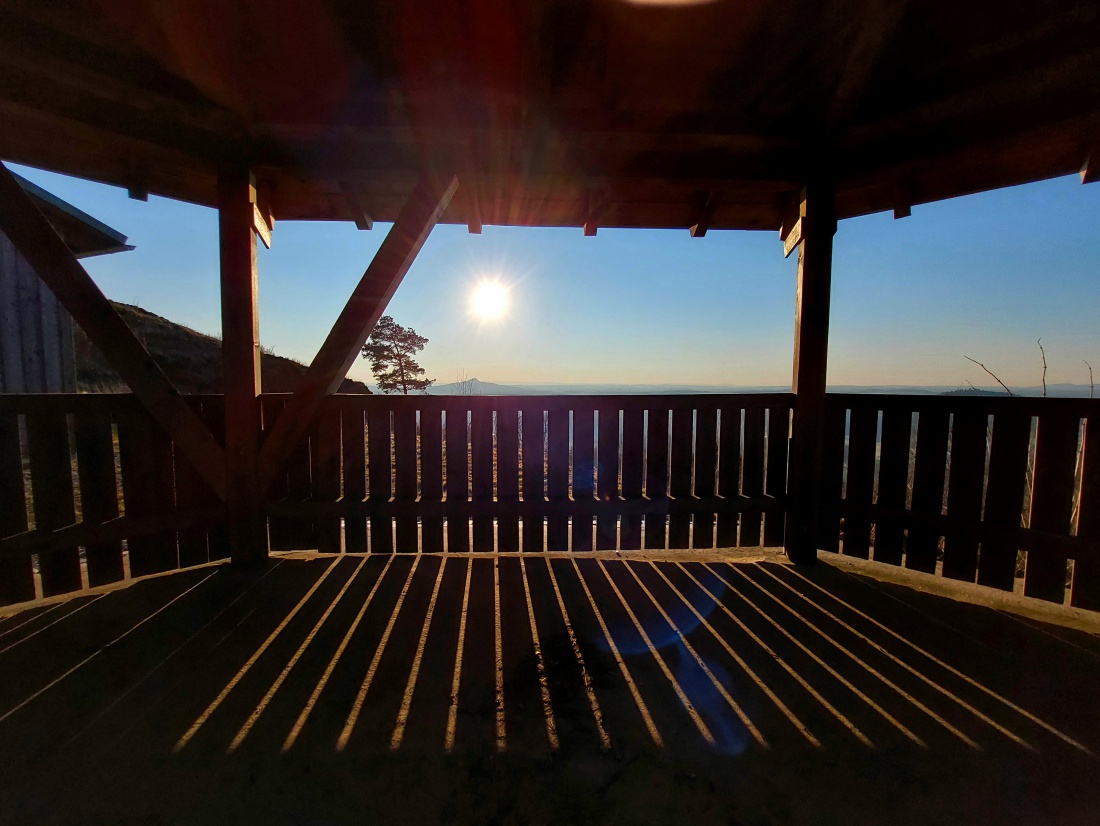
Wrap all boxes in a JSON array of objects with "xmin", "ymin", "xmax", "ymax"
[{"xmin": 469, "ymin": 279, "xmax": 510, "ymax": 321}]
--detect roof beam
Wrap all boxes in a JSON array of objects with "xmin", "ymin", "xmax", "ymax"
[
  {"xmin": 0, "ymin": 161, "xmax": 227, "ymax": 500},
  {"xmin": 340, "ymin": 181, "xmax": 374, "ymax": 230},
  {"xmin": 258, "ymin": 174, "xmax": 458, "ymax": 492},
  {"xmin": 689, "ymin": 191, "xmax": 715, "ymax": 238},
  {"xmin": 1083, "ymin": 145, "xmax": 1099, "ymax": 184}
]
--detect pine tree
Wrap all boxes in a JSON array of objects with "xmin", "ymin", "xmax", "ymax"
[{"xmin": 361, "ymin": 316, "xmax": 434, "ymax": 394}]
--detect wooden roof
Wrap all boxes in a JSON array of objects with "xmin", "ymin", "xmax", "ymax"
[
  {"xmin": 0, "ymin": 0, "xmax": 1097, "ymax": 231},
  {"xmin": 12, "ymin": 171, "xmax": 132, "ymax": 258}
]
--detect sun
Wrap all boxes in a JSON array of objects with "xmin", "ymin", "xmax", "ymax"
[{"xmin": 469, "ymin": 279, "xmax": 510, "ymax": 321}]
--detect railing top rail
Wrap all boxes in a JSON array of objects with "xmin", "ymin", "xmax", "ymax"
[
  {"xmin": 826, "ymin": 392, "xmax": 1100, "ymax": 417},
  {"xmin": 311, "ymin": 392, "xmax": 797, "ymax": 412}
]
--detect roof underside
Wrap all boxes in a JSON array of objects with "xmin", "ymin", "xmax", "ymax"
[{"xmin": 0, "ymin": 0, "xmax": 1098, "ymax": 231}]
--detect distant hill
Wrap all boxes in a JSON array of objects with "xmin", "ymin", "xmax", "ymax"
[{"xmin": 76, "ymin": 303, "xmax": 371, "ymax": 394}]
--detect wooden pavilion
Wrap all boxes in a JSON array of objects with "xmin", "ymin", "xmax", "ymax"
[{"xmin": 0, "ymin": 1, "xmax": 1099, "ymax": 822}]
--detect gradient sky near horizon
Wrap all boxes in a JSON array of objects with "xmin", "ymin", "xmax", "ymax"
[{"xmin": 9, "ymin": 162, "xmax": 1100, "ymax": 390}]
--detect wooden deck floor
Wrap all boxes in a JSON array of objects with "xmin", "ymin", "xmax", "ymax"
[{"xmin": 1, "ymin": 551, "xmax": 1098, "ymax": 824}]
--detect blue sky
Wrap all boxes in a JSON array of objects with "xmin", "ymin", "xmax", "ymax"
[{"xmin": 10, "ymin": 162, "xmax": 1100, "ymax": 389}]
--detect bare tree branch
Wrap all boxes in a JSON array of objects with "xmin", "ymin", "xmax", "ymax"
[
  {"xmin": 1037, "ymin": 338, "xmax": 1047, "ymax": 397},
  {"xmin": 963, "ymin": 356, "xmax": 1014, "ymax": 396},
  {"xmin": 1086, "ymin": 360, "xmax": 1094, "ymax": 399}
]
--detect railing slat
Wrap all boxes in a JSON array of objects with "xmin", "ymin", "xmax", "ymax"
[
  {"xmin": 313, "ymin": 407, "xmax": 343, "ymax": 553},
  {"xmin": 843, "ymin": 406, "xmax": 878, "ymax": 559},
  {"xmin": 1071, "ymin": 415, "xmax": 1100, "ymax": 609},
  {"xmin": 1024, "ymin": 412, "xmax": 1079, "ymax": 602},
  {"xmin": 817, "ymin": 402, "xmax": 846, "ymax": 554},
  {"xmin": 470, "ymin": 403, "xmax": 493, "ymax": 550},
  {"xmin": 117, "ymin": 404, "xmax": 178, "ymax": 578},
  {"xmin": 393, "ymin": 405, "xmax": 418, "ymax": 552},
  {"xmin": 668, "ymin": 408, "xmax": 693, "ymax": 549},
  {"xmin": 368, "ymin": 407, "xmax": 393, "ymax": 554},
  {"xmin": 74, "ymin": 408, "xmax": 124, "ymax": 583},
  {"xmin": 620, "ymin": 407, "xmax": 645, "ymax": 550},
  {"xmin": 942, "ymin": 410, "xmax": 987, "ymax": 582},
  {"xmin": 873, "ymin": 406, "xmax": 911, "ymax": 565},
  {"xmin": 27, "ymin": 409, "xmax": 80, "ymax": 594},
  {"xmin": 715, "ymin": 405, "xmax": 738, "ymax": 547},
  {"xmin": 546, "ymin": 408, "xmax": 569, "ymax": 551},
  {"xmin": 263, "ymin": 397, "xmax": 294, "ymax": 553},
  {"xmin": 763, "ymin": 405, "xmax": 790, "ymax": 546},
  {"xmin": 342, "ymin": 407, "xmax": 368, "ymax": 553},
  {"xmin": 741, "ymin": 406, "xmax": 766, "ymax": 548},
  {"xmin": 420, "ymin": 408, "xmax": 444, "ymax": 552},
  {"xmin": 445, "ymin": 404, "xmax": 469, "ymax": 552},
  {"xmin": 497, "ymin": 403, "xmax": 520, "ymax": 552},
  {"xmin": 906, "ymin": 408, "xmax": 949, "ymax": 573},
  {"xmin": 645, "ymin": 406, "xmax": 670, "ymax": 550},
  {"xmin": 979, "ymin": 411, "xmax": 1032, "ymax": 590},
  {"xmin": 596, "ymin": 405, "xmax": 619, "ymax": 550},
  {"xmin": 521, "ymin": 406, "xmax": 544, "ymax": 552},
  {"xmin": 0, "ymin": 409, "xmax": 34, "ymax": 604},
  {"xmin": 572, "ymin": 404, "xmax": 595, "ymax": 552}
]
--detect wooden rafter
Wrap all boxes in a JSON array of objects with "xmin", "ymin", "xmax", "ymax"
[
  {"xmin": 0, "ymin": 161, "xmax": 227, "ymax": 500},
  {"xmin": 827, "ymin": 0, "xmax": 910, "ymax": 129},
  {"xmin": 257, "ymin": 174, "xmax": 459, "ymax": 491}
]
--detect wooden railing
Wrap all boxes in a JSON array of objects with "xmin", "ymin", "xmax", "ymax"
[
  {"xmin": 821, "ymin": 394, "xmax": 1100, "ymax": 610},
  {"xmin": 0, "ymin": 394, "xmax": 226, "ymax": 605},
  {"xmin": 262, "ymin": 393, "xmax": 794, "ymax": 556}
]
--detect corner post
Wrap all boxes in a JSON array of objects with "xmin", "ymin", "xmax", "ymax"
[
  {"xmin": 218, "ymin": 171, "xmax": 265, "ymax": 564},
  {"xmin": 785, "ymin": 177, "xmax": 837, "ymax": 564}
]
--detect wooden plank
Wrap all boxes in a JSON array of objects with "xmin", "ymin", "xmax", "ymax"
[
  {"xmin": 816, "ymin": 401, "xmax": 847, "ymax": 554},
  {"xmin": 942, "ymin": 410, "xmax": 988, "ymax": 582},
  {"xmin": 313, "ymin": 407, "xmax": 343, "ymax": 554},
  {"xmin": 906, "ymin": 408, "xmax": 949, "ymax": 573},
  {"xmin": 786, "ymin": 179, "xmax": 836, "ymax": 563},
  {"xmin": 470, "ymin": 403, "xmax": 494, "ymax": 551},
  {"xmin": 842, "ymin": 406, "xmax": 878, "ymax": 559},
  {"xmin": 645, "ymin": 407, "xmax": 670, "ymax": 550},
  {"xmin": 715, "ymin": 406, "xmax": 739, "ymax": 547},
  {"xmin": 174, "ymin": 400, "xmax": 210, "ymax": 569},
  {"xmin": 763, "ymin": 405, "xmax": 791, "ymax": 547},
  {"xmin": 420, "ymin": 408, "xmax": 444, "ymax": 552},
  {"xmin": 341, "ymin": 407, "xmax": 368, "ymax": 553},
  {"xmin": 26, "ymin": 410, "xmax": 80, "ymax": 595},
  {"xmin": 258, "ymin": 175, "xmax": 458, "ymax": 492},
  {"xmin": 393, "ymin": 405, "xmax": 418, "ymax": 551},
  {"xmin": 546, "ymin": 408, "xmax": 569, "ymax": 551},
  {"xmin": 692, "ymin": 404, "xmax": 718, "ymax": 550},
  {"xmin": 620, "ymin": 407, "xmax": 645, "ymax": 550},
  {"xmin": 571, "ymin": 404, "xmax": 595, "ymax": 552},
  {"xmin": 445, "ymin": 406, "xmax": 469, "ymax": 553},
  {"xmin": 873, "ymin": 406, "xmax": 912, "ymax": 565},
  {"xmin": 117, "ymin": 405, "xmax": 177, "ymax": 578},
  {"xmin": 74, "ymin": 409, "xmax": 124, "ymax": 583},
  {"xmin": 667, "ymin": 408, "xmax": 693, "ymax": 549},
  {"xmin": 0, "ymin": 234, "xmax": 27, "ymax": 392},
  {"xmin": 521, "ymin": 406, "xmax": 544, "ymax": 552},
  {"xmin": 200, "ymin": 397, "xmax": 229, "ymax": 561},
  {"xmin": 596, "ymin": 405, "xmax": 619, "ymax": 550},
  {"xmin": 740, "ymin": 406, "xmax": 766, "ymax": 548},
  {"xmin": 0, "ymin": 410, "xmax": 34, "ymax": 604},
  {"xmin": 218, "ymin": 172, "xmax": 264, "ymax": 563},
  {"xmin": 1023, "ymin": 413, "xmax": 1079, "ymax": 602},
  {"xmin": 1071, "ymin": 414, "xmax": 1100, "ymax": 609},
  {"xmin": 496, "ymin": 402, "xmax": 520, "ymax": 553},
  {"xmin": 0, "ymin": 162, "xmax": 226, "ymax": 499},
  {"xmin": 367, "ymin": 406, "xmax": 393, "ymax": 554},
  {"xmin": 978, "ymin": 412, "xmax": 1032, "ymax": 590},
  {"xmin": 263, "ymin": 398, "xmax": 293, "ymax": 552}
]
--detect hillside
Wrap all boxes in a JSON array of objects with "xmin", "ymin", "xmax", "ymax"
[{"xmin": 76, "ymin": 303, "xmax": 371, "ymax": 394}]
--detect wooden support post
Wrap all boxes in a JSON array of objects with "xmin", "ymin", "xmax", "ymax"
[
  {"xmin": 219, "ymin": 171, "xmax": 266, "ymax": 564},
  {"xmin": 258, "ymin": 174, "xmax": 458, "ymax": 492},
  {"xmin": 0, "ymin": 161, "xmax": 227, "ymax": 500},
  {"xmin": 785, "ymin": 178, "xmax": 837, "ymax": 564}
]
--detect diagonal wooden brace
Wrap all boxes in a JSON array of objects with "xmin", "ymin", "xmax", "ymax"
[
  {"xmin": 0, "ymin": 161, "xmax": 228, "ymax": 500},
  {"xmin": 257, "ymin": 174, "xmax": 458, "ymax": 492}
]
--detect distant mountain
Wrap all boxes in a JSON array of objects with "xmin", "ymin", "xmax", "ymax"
[{"xmin": 76, "ymin": 303, "xmax": 371, "ymax": 394}]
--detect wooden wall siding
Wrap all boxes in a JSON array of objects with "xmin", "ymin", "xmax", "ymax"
[
  {"xmin": 264, "ymin": 394, "xmax": 793, "ymax": 557},
  {"xmin": 0, "ymin": 233, "xmax": 76, "ymax": 394},
  {"xmin": 0, "ymin": 394, "xmax": 227, "ymax": 606},
  {"xmin": 823, "ymin": 394, "xmax": 1100, "ymax": 608}
]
